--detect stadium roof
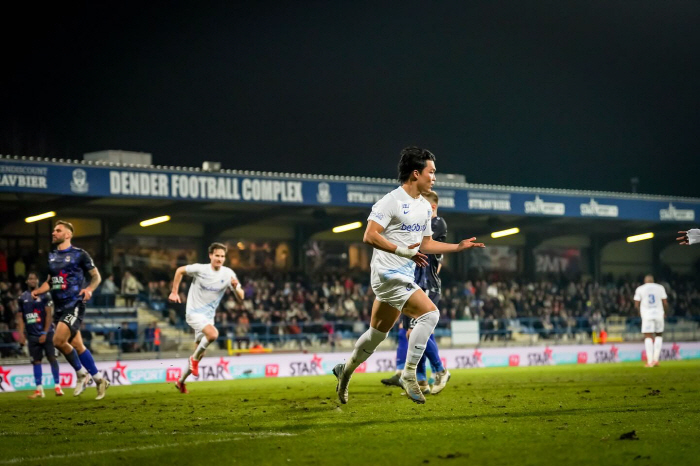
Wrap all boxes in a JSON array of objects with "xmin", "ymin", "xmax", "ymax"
[{"xmin": 3, "ymin": 154, "xmax": 699, "ymax": 203}]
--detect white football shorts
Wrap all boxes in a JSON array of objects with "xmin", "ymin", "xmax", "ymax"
[
  {"xmin": 641, "ymin": 316, "xmax": 664, "ymax": 334},
  {"xmin": 371, "ymin": 269, "xmax": 420, "ymax": 311},
  {"xmin": 186, "ymin": 312, "xmax": 214, "ymax": 343}
]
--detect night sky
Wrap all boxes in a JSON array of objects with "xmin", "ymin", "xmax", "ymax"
[{"xmin": 2, "ymin": 1, "xmax": 699, "ymax": 197}]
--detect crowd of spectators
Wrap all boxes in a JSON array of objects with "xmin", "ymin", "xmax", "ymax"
[
  {"xmin": 2, "ymin": 262, "xmax": 700, "ymax": 356},
  {"xmin": 146, "ymin": 270, "xmax": 700, "ymax": 344}
]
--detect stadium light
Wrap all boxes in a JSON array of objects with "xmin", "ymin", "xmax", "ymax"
[
  {"xmin": 25, "ymin": 211, "xmax": 56, "ymax": 223},
  {"xmin": 626, "ymin": 232, "xmax": 654, "ymax": 243},
  {"xmin": 332, "ymin": 221, "xmax": 362, "ymax": 233},
  {"xmin": 491, "ymin": 227, "xmax": 520, "ymax": 239},
  {"xmin": 140, "ymin": 215, "xmax": 171, "ymax": 227}
]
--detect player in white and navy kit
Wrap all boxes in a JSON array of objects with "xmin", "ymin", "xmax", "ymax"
[
  {"xmin": 333, "ymin": 147, "xmax": 485, "ymax": 405},
  {"xmin": 676, "ymin": 229, "xmax": 700, "ymax": 245},
  {"xmin": 634, "ymin": 275, "xmax": 668, "ymax": 367},
  {"xmin": 169, "ymin": 242, "xmax": 244, "ymax": 393}
]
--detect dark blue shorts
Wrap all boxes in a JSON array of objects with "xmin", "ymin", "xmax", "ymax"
[
  {"xmin": 28, "ymin": 332, "xmax": 56, "ymax": 362},
  {"xmin": 53, "ymin": 301, "xmax": 85, "ymax": 340}
]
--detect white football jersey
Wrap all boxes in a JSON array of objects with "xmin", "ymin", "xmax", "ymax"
[
  {"xmin": 185, "ymin": 263, "xmax": 237, "ymax": 319},
  {"xmin": 367, "ymin": 187, "xmax": 433, "ymax": 281},
  {"xmin": 633, "ymin": 283, "xmax": 667, "ymax": 318}
]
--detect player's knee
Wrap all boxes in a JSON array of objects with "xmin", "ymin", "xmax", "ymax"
[
  {"xmin": 417, "ymin": 309, "xmax": 440, "ymax": 328},
  {"xmin": 33, "ymin": 361, "xmax": 41, "ymax": 365},
  {"xmin": 53, "ymin": 334, "xmax": 66, "ymax": 347}
]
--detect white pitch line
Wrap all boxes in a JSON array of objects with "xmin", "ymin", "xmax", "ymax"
[{"xmin": 0, "ymin": 432, "xmax": 295, "ymax": 464}]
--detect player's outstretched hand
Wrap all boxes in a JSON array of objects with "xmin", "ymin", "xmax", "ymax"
[
  {"xmin": 168, "ymin": 291, "xmax": 181, "ymax": 303},
  {"xmin": 457, "ymin": 237, "xmax": 486, "ymax": 251},
  {"xmin": 677, "ymin": 231, "xmax": 690, "ymax": 245},
  {"xmin": 408, "ymin": 243, "xmax": 429, "ymax": 267},
  {"xmin": 231, "ymin": 277, "xmax": 240, "ymax": 289},
  {"xmin": 78, "ymin": 288, "xmax": 93, "ymax": 302},
  {"xmin": 30, "ymin": 290, "xmax": 40, "ymax": 299}
]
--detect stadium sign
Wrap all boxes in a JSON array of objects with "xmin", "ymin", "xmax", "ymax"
[
  {"xmin": 1, "ymin": 158, "xmax": 699, "ymax": 222},
  {"xmin": 524, "ymin": 196, "xmax": 566, "ymax": 215},
  {"xmin": 659, "ymin": 203, "xmax": 695, "ymax": 222},
  {"xmin": 0, "ymin": 342, "xmax": 697, "ymax": 392},
  {"xmin": 580, "ymin": 198, "xmax": 619, "ymax": 217}
]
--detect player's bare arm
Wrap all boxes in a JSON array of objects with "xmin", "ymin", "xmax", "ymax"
[
  {"xmin": 79, "ymin": 268, "xmax": 102, "ymax": 302},
  {"xmin": 15, "ymin": 312, "xmax": 26, "ymax": 345},
  {"xmin": 420, "ymin": 236, "xmax": 485, "ymax": 255},
  {"xmin": 363, "ymin": 220, "xmax": 428, "ymax": 267},
  {"xmin": 31, "ymin": 277, "xmax": 50, "ymax": 299},
  {"xmin": 169, "ymin": 266, "xmax": 188, "ymax": 303},
  {"xmin": 41, "ymin": 304, "xmax": 53, "ymax": 344},
  {"xmin": 231, "ymin": 277, "xmax": 244, "ymax": 302}
]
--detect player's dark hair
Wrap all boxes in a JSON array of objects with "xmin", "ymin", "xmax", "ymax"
[
  {"xmin": 26, "ymin": 271, "xmax": 38, "ymax": 279},
  {"xmin": 55, "ymin": 220, "xmax": 74, "ymax": 233},
  {"xmin": 398, "ymin": 146, "xmax": 436, "ymax": 183},
  {"xmin": 208, "ymin": 242, "xmax": 227, "ymax": 254}
]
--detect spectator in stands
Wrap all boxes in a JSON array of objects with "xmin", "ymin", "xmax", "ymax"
[
  {"xmin": 0, "ymin": 249, "xmax": 7, "ymax": 281},
  {"xmin": 13, "ymin": 257, "xmax": 26, "ymax": 282},
  {"xmin": 119, "ymin": 321, "xmax": 138, "ymax": 353},
  {"xmin": 235, "ymin": 313, "xmax": 250, "ymax": 349},
  {"xmin": 121, "ymin": 270, "xmax": 144, "ymax": 308},
  {"xmin": 143, "ymin": 322, "xmax": 155, "ymax": 352},
  {"xmin": 154, "ymin": 323, "xmax": 161, "ymax": 356},
  {"xmin": 100, "ymin": 274, "xmax": 118, "ymax": 307},
  {"xmin": 0, "ymin": 321, "xmax": 17, "ymax": 357}
]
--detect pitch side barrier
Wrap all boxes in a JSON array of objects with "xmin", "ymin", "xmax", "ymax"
[
  {"xmin": 1, "ymin": 342, "xmax": 699, "ymax": 392},
  {"xmin": 1, "ymin": 156, "xmax": 699, "ymax": 221}
]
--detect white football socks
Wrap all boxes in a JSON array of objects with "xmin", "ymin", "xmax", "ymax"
[
  {"xmin": 653, "ymin": 336, "xmax": 663, "ymax": 363},
  {"xmin": 644, "ymin": 337, "xmax": 654, "ymax": 364},
  {"xmin": 179, "ymin": 367, "xmax": 191, "ymax": 384},
  {"xmin": 193, "ymin": 336, "xmax": 211, "ymax": 361},
  {"xmin": 403, "ymin": 310, "xmax": 439, "ymax": 379},
  {"xmin": 343, "ymin": 327, "xmax": 388, "ymax": 377}
]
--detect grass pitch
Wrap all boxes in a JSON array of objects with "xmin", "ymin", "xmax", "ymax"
[{"xmin": 1, "ymin": 360, "xmax": 699, "ymax": 466}]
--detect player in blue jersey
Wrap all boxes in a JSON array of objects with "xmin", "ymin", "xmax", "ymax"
[
  {"xmin": 382, "ymin": 191, "xmax": 451, "ymax": 394},
  {"xmin": 31, "ymin": 220, "xmax": 109, "ymax": 399},
  {"xmin": 16, "ymin": 272, "xmax": 64, "ymax": 398}
]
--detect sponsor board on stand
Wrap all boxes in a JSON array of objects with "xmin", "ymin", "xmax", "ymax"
[
  {"xmin": 659, "ymin": 203, "xmax": 695, "ymax": 221},
  {"xmin": 1, "ymin": 342, "xmax": 699, "ymax": 392},
  {"xmin": 524, "ymin": 196, "xmax": 565, "ymax": 216},
  {"xmin": 580, "ymin": 198, "xmax": 619, "ymax": 217}
]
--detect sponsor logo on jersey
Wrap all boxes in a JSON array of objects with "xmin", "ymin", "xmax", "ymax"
[{"xmin": 400, "ymin": 223, "xmax": 427, "ymax": 232}]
